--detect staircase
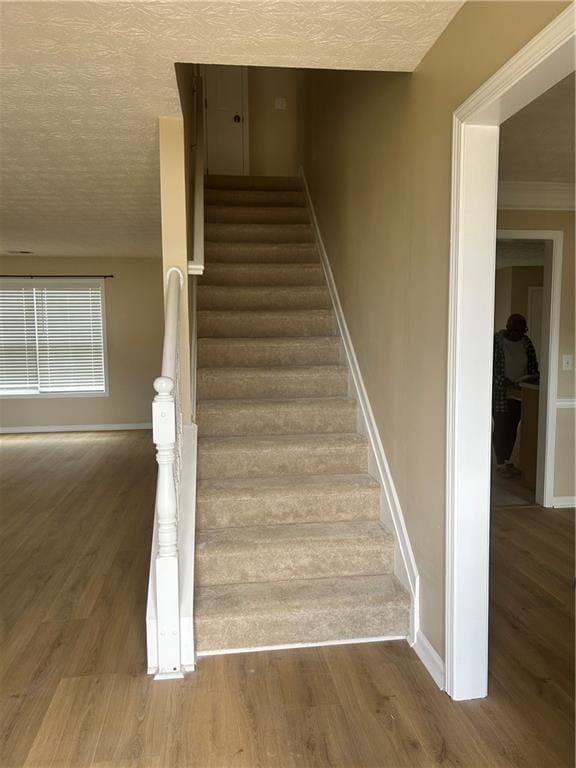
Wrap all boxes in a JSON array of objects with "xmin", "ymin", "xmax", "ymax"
[{"xmin": 193, "ymin": 174, "xmax": 410, "ymax": 654}]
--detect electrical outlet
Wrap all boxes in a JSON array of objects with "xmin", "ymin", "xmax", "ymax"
[
  {"xmin": 562, "ymin": 354, "xmax": 574, "ymax": 372},
  {"xmin": 274, "ymin": 97, "xmax": 287, "ymax": 111}
]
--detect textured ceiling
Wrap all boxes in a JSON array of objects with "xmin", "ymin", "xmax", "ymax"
[
  {"xmin": 0, "ymin": 1, "xmax": 462, "ymax": 258},
  {"xmin": 499, "ymin": 73, "xmax": 575, "ymax": 184}
]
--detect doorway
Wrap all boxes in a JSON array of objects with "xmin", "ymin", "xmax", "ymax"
[
  {"xmin": 203, "ymin": 65, "xmax": 250, "ymax": 175},
  {"xmin": 445, "ymin": 7, "xmax": 574, "ymax": 701},
  {"xmin": 491, "ymin": 231, "xmax": 563, "ymax": 510}
]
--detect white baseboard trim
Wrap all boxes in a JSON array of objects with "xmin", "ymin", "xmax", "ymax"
[
  {"xmin": 552, "ymin": 496, "xmax": 576, "ymax": 508},
  {"xmin": 411, "ymin": 630, "xmax": 445, "ymax": 690},
  {"xmin": 299, "ymin": 167, "xmax": 420, "ymax": 645},
  {"xmin": 197, "ymin": 634, "xmax": 407, "ymax": 659},
  {"xmin": 0, "ymin": 423, "xmax": 152, "ymax": 434}
]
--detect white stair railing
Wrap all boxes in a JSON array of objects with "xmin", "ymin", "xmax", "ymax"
[
  {"xmin": 147, "ymin": 71, "xmax": 205, "ymax": 679},
  {"xmin": 151, "ymin": 266, "xmax": 185, "ymax": 679}
]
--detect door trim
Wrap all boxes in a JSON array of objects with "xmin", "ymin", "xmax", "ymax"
[{"xmin": 445, "ymin": 6, "xmax": 574, "ymax": 701}]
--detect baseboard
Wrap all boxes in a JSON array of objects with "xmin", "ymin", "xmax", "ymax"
[
  {"xmin": 0, "ymin": 423, "xmax": 152, "ymax": 434},
  {"xmin": 299, "ymin": 167, "xmax": 420, "ymax": 644},
  {"xmin": 411, "ymin": 630, "xmax": 445, "ymax": 690},
  {"xmin": 197, "ymin": 634, "xmax": 407, "ymax": 659},
  {"xmin": 552, "ymin": 496, "xmax": 576, "ymax": 508}
]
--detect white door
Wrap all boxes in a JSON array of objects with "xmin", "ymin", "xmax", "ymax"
[{"xmin": 204, "ymin": 65, "xmax": 249, "ymax": 175}]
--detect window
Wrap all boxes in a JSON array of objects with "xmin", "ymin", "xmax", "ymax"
[{"xmin": 0, "ymin": 279, "xmax": 107, "ymax": 396}]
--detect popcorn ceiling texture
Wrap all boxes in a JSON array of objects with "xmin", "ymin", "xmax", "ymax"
[{"xmin": 0, "ymin": 1, "xmax": 462, "ymax": 258}]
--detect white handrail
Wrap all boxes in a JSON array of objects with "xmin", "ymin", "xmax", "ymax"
[
  {"xmin": 151, "ymin": 266, "xmax": 185, "ymax": 679},
  {"xmin": 189, "ymin": 75, "xmax": 205, "ymax": 276}
]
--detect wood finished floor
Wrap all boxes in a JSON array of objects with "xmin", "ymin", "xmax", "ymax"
[{"xmin": 0, "ymin": 431, "xmax": 573, "ymax": 768}]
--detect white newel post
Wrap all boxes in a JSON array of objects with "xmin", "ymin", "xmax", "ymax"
[{"xmin": 153, "ymin": 375, "xmax": 184, "ymax": 679}]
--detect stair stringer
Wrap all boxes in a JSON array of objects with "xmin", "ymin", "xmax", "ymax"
[{"xmin": 299, "ymin": 167, "xmax": 420, "ymax": 646}]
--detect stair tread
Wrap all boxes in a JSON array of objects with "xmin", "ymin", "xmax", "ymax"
[
  {"xmin": 199, "ymin": 433, "xmax": 367, "ymax": 449},
  {"xmin": 206, "ymin": 175, "xmax": 301, "ymax": 191},
  {"xmin": 198, "ymin": 395, "xmax": 355, "ymax": 408},
  {"xmin": 198, "ymin": 472, "xmax": 378, "ymax": 497},
  {"xmin": 195, "ymin": 573, "xmax": 409, "ymax": 619},
  {"xmin": 198, "ymin": 364, "xmax": 346, "ymax": 373},
  {"xmin": 198, "ymin": 336, "xmax": 338, "ymax": 346},
  {"xmin": 197, "ymin": 519, "xmax": 390, "ymax": 549}
]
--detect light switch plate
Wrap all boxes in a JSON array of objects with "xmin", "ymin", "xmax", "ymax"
[
  {"xmin": 562, "ymin": 354, "xmax": 574, "ymax": 371},
  {"xmin": 274, "ymin": 97, "xmax": 287, "ymax": 111}
]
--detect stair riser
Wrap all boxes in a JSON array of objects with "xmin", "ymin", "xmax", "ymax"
[
  {"xmin": 206, "ymin": 223, "xmax": 314, "ymax": 243},
  {"xmin": 197, "ymin": 370, "xmax": 348, "ymax": 400},
  {"xmin": 197, "ymin": 485, "xmax": 381, "ymax": 529},
  {"xmin": 206, "ymin": 175, "xmax": 301, "ymax": 191},
  {"xmin": 197, "ymin": 401, "xmax": 357, "ymax": 437},
  {"xmin": 196, "ymin": 540, "xmax": 394, "ymax": 587},
  {"xmin": 197, "ymin": 286, "xmax": 330, "ymax": 311},
  {"xmin": 197, "ymin": 443, "xmax": 369, "ymax": 480},
  {"xmin": 197, "ymin": 312, "xmax": 337, "ymax": 339},
  {"xmin": 205, "ymin": 189, "xmax": 305, "ymax": 207},
  {"xmin": 205, "ymin": 244, "xmax": 318, "ymax": 264},
  {"xmin": 197, "ymin": 339, "xmax": 342, "ymax": 368},
  {"xmin": 201, "ymin": 265, "xmax": 324, "ymax": 286},
  {"xmin": 195, "ymin": 602, "xmax": 410, "ymax": 653},
  {"xmin": 206, "ymin": 206, "xmax": 309, "ymax": 224}
]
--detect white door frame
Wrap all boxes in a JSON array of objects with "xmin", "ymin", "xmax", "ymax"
[
  {"xmin": 445, "ymin": 6, "xmax": 574, "ymax": 701},
  {"xmin": 201, "ymin": 64, "xmax": 250, "ymax": 175},
  {"xmin": 495, "ymin": 229, "xmax": 563, "ymax": 508}
]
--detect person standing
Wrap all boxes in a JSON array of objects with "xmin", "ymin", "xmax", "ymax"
[{"xmin": 493, "ymin": 313, "xmax": 539, "ymax": 479}]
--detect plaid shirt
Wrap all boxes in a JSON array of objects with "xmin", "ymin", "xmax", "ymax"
[{"xmin": 493, "ymin": 331, "xmax": 539, "ymax": 413}]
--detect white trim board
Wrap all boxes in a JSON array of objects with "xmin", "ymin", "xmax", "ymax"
[
  {"xmin": 412, "ymin": 630, "xmax": 445, "ymax": 690},
  {"xmin": 552, "ymin": 497, "xmax": 576, "ymax": 509},
  {"xmin": 197, "ymin": 634, "xmax": 407, "ymax": 659},
  {"xmin": 446, "ymin": 6, "xmax": 575, "ymax": 701},
  {"xmin": 299, "ymin": 168, "xmax": 422, "ymax": 659},
  {"xmin": 498, "ymin": 181, "xmax": 575, "ymax": 211},
  {"xmin": 0, "ymin": 423, "xmax": 152, "ymax": 434}
]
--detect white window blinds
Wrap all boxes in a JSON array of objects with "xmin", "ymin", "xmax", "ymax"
[{"xmin": 0, "ymin": 280, "xmax": 107, "ymax": 395}]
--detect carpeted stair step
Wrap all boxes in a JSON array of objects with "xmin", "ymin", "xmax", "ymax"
[
  {"xmin": 195, "ymin": 520, "xmax": 394, "ymax": 587},
  {"xmin": 197, "ymin": 309, "xmax": 336, "ymax": 338},
  {"xmin": 205, "ymin": 243, "xmax": 318, "ymax": 264},
  {"xmin": 197, "ymin": 397, "xmax": 357, "ymax": 437},
  {"xmin": 206, "ymin": 174, "xmax": 301, "ymax": 191},
  {"xmin": 194, "ymin": 574, "xmax": 410, "ymax": 653},
  {"xmin": 201, "ymin": 263, "xmax": 323, "ymax": 286},
  {"xmin": 206, "ymin": 223, "xmax": 314, "ymax": 243},
  {"xmin": 197, "ymin": 365, "xmax": 348, "ymax": 400},
  {"xmin": 196, "ymin": 473, "xmax": 381, "ymax": 529},
  {"xmin": 197, "ymin": 285, "xmax": 330, "ymax": 311},
  {"xmin": 206, "ymin": 205, "xmax": 309, "ymax": 224},
  {"xmin": 197, "ymin": 337, "xmax": 342, "ymax": 368},
  {"xmin": 205, "ymin": 189, "xmax": 305, "ymax": 207},
  {"xmin": 197, "ymin": 433, "xmax": 369, "ymax": 480}
]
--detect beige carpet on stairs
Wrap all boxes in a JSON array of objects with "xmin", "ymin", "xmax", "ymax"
[{"xmin": 194, "ymin": 174, "xmax": 410, "ymax": 654}]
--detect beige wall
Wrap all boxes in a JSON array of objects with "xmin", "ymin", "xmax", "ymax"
[
  {"xmin": 304, "ymin": 1, "xmax": 569, "ymax": 655},
  {"xmin": 249, "ymin": 67, "xmax": 307, "ymax": 176},
  {"xmin": 510, "ymin": 266, "xmax": 544, "ymax": 321},
  {"xmin": 0, "ymin": 256, "xmax": 163, "ymax": 429},
  {"xmin": 498, "ymin": 208, "xmax": 575, "ymax": 500}
]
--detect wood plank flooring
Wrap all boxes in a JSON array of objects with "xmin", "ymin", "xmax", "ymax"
[{"xmin": 0, "ymin": 432, "xmax": 573, "ymax": 767}]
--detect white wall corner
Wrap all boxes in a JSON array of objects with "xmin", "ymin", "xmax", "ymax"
[
  {"xmin": 299, "ymin": 166, "xmax": 420, "ymax": 647},
  {"xmin": 411, "ymin": 630, "xmax": 445, "ymax": 691}
]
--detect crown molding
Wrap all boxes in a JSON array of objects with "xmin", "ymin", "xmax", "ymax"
[{"xmin": 498, "ymin": 180, "xmax": 575, "ymax": 211}]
